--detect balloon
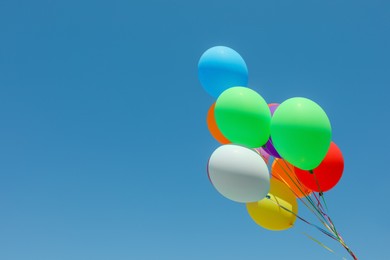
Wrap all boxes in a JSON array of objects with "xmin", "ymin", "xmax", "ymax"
[
  {"xmin": 262, "ymin": 103, "xmax": 281, "ymax": 158},
  {"xmin": 246, "ymin": 178, "xmax": 298, "ymax": 231},
  {"xmin": 295, "ymin": 142, "xmax": 344, "ymax": 192},
  {"xmin": 270, "ymin": 97, "xmax": 332, "ymax": 170},
  {"xmin": 271, "ymin": 158, "xmax": 312, "ymax": 198},
  {"xmin": 262, "ymin": 138, "xmax": 281, "ymax": 158},
  {"xmin": 208, "ymin": 144, "xmax": 270, "ymax": 203},
  {"xmin": 206, "ymin": 157, "xmax": 212, "ymax": 184},
  {"xmin": 255, "ymin": 147, "xmax": 270, "ymax": 164},
  {"xmin": 207, "ymin": 103, "xmax": 230, "ymax": 144},
  {"xmin": 215, "ymin": 87, "xmax": 271, "ymax": 148},
  {"xmin": 268, "ymin": 103, "xmax": 279, "ymax": 115},
  {"xmin": 198, "ymin": 46, "xmax": 248, "ymax": 98}
]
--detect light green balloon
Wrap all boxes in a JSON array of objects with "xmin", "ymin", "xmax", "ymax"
[
  {"xmin": 215, "ymin": 87, "xmax": 271, "ymax": 148},
  {"xmin": 270, "ymin": 97, "xmax": 332, "ymax": 170}
]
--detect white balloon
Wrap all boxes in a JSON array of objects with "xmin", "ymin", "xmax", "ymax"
[{"xmin": 208, "ymin": 144, "xmax": 270, "ymax": 203}]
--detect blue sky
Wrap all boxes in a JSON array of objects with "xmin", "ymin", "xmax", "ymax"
[{"xmin": 0, "ymin": 0, "xmax": 389, "ymax": 259}]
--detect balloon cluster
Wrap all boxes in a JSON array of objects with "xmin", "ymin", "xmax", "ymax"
[{"xmin": 199, "ymin": 46, "xmax": 356, "ymax": 259}]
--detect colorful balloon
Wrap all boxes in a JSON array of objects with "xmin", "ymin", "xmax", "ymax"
[
  {"xmin": 215, "ymin": 87, "xmax": 271, "ymax": 148},
  {"xmin": 206, "ymin": 103, "xmax": 230, "ymax": 144},
  {"xmin": 208, "ymin": 144, "xmax": 270, "ymax": 203},
  {"xmin": 295, "ymin": 142, "xmax": 344, "ymax": 192},
  {"xmin": 271, "ymin": 158, "xmax": 312, "ymax": 198},
  {"xmin": 270, "ymin": 97, "xmax": 332, "ymax": 170},
  {"xmin": 198, "ymin": 46, "xmax": 248, "ymax": 98},
  {"xmin": 255, "ymin": 147, "xmax": 270, "ymax": 164},
  {"xmin": 246, "ymin": 178, "xmax": 298, "ymax": 231}
]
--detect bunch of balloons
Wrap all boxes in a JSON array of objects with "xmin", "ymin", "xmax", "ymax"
[{"xmin": 198, "ymin": 46, "xmax": 357, "ymax": 259}]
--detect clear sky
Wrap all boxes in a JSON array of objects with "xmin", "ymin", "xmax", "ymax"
[{"xmin": 0, "ymin": 0, "xmax": 389, "ymax": 259}]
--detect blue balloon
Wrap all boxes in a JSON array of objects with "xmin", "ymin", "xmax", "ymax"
[{"xmin": 198, "ymin": 46, "xmax": 248, "ymax": 98}]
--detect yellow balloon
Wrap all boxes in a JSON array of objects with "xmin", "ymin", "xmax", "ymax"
[{"xmin": 246, "ymin": 178, "xmax": 298, "ymax": 231}]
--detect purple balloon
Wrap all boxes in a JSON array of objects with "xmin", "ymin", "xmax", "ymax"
[
  {"xmin": 263, "ymin": 137, "xmax": 281, "ymax": 158},
  {"xmin": 268, "ymin": 103, "xmax": 279, "ymax": 115}
]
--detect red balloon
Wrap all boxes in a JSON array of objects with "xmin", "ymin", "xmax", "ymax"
[{"xmin": 294, "ymin": 142, "xmax": 344, "ymax": 192}]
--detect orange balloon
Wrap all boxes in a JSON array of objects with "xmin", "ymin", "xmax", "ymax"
[
  {"xmin": 271, "ymin": 158, "xmax": 312, "ymax": 198},
  {"xmin": 207, "ymin": 103, "xmax": 230, "ymax": 144}
]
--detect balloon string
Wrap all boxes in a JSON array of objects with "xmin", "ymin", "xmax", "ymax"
[
  {"xmin": 310, "ymin": 178, "xmax": 344, "ymax": 245},
  {"xmin": 302, "ymin": 232, "xmax": 354, "ymax": 260},
  {"xmin": 312, "ymin": 192, "xmax": 325, "ymax": 213},
  {"xmin": 302, "ymin": 232, "xmax": 335, "ymax": 253},
  {"xmin": 276, "ymin": 160, "xmax": 331, "ymax": 227},
  {"xmin": 266, "ymin": 160, "xmax": 333, "ymax": 239},
  {"xmin": 277, "ymin": 159, "xmax": 307, "ymax": 196},
  {"xmin": 310, "ymin": 172, "xmax": 339, "ymax": 238},
  {"xmin": 274, "ymin": 159, "xmax": 358, "ymax": 259},
  {"xmin": 312, "ymin": 193, "xmax": 333, "ymax": 229},
  {"xmin": 312, "ymin": 192, "xmax": 358, "ymax": 259},
  {"xmin": 312, "ymin": 192, "xmax": 340, "ymax": 239},
  {"xmin": 282, "ymin": 160, "xmax": 338, "ymax": 236},
  {"xmin": 310, "ymin": 190, "xmax": 340, "ymax": 240},
  {"xmin": 277, "ymin": 198, "xmax": 358, "ymax": 259},
  {"xmin": 277, "ymin": 160, "xmax": 339, "ymax": 235},
  {"xmin": 267, "ymin": 197, "xmax": 338, "ymax": 240},
  {"xmin": 312, "ymin": 172, "xmax": 330, "ymax": 213},
  {"xmin": 274, "ymin": 161, "xmax": 333, "ymax": 230}
]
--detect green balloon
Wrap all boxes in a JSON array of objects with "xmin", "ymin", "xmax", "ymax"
[
  {"xmin": 215, "ymin": 87, "xmax": 271, "ymax": 148},
  {"xmin": 270, "ymin": 97, "xmax": 332, "ymax": 170}
]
